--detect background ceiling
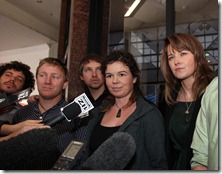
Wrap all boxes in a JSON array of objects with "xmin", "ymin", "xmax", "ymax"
[{"xmin": 0, "ymin": 0, "xmax": 218, "ymax": 52}]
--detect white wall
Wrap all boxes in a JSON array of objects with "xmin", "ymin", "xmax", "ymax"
[{"xmin": 0, "ymin": 44, "xmax": 51, "ymax": 95}]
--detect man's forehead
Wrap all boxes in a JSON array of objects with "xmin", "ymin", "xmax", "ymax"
[
  {"xmin": 85, "ymin": 60, "xmax": 101, "ymax": 67},
  {"xmin": 38, "ymin": 64, "xmax": 65, "ymax": 74},
  {"xmin": 4, "ymin": 69, "xmax": 25, "ymax": 76}
]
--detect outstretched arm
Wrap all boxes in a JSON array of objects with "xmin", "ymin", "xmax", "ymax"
[
  {"xmin": 0, "ymin": 120, "xmax": 46, "ymax": 135},
  {"xmin": 0, "ymin": 124, "xmax": 50, "ymax": 142}
]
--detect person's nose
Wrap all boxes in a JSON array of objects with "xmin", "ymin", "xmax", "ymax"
[
  {"xmin": 8, "ymin": 75, "xmax": 16, "ymax": 83},
  {"xmin": 45, "ymin": 75, "xmax": 52, "ymax": 84},
  {"xmin": 92, "ymin": 70, "xmax": 97, "ymax": 77},
  {"xmin": 112, "ymin": 75, "xmax": 119, "ymax": 83},
  {"xmin": 10, "ymin": 76, "xmax": 15, "ymax": 81},
  {"xmin": 174, "ymin": 56, "xmax": 181, "ymax": 66}
]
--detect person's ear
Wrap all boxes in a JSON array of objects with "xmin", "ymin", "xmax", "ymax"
[
  {"xmin": 80, "ymin": 75, "xmax": 84, "ymax": 81},
  {"xmin": 63, "ymin": 81, "xmax": 68, "ymax": 89},
  {"xmin": 133, "ymin": 77, "xmax": 137, "ymax": 84}
]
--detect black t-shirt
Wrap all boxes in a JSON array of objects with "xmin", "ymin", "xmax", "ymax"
[{"xmin": 89, "ymin": 120, "xmax": 120, "ymax": 155}]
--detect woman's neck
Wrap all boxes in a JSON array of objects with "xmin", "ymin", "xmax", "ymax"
[{"xmin": 180, "ymin": 76, "xmax": 195, "ymax": 100}]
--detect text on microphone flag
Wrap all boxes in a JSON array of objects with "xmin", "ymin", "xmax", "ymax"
[{"xmin": 74, "ymin": 93, "xmax": 94, "ymax": 113}]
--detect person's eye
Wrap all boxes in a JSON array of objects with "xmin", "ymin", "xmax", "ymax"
[
  {"xmin": 39, "ymin": 73, "xmax": 46, "ymax": 78},
  {"xmin": 97, "ymin": 67, "xmax": 101, "ymax": 71},
  {"xmin": 119, "ymin": 73, "xmax": 126, "ymax": 77},
  {"xmin": 5, "ymin": 72, "xmax": 11, "ymax": 77},
  {"xmin": 84, "ymin": 68, "xmax": 92, "ymax": 72},
  {"xmin": 181, "ymin": 52, "xmax": 187, "ymax": 56},
  {"xmin": 16, "ymin": 78, "xmax": 24, "ymax": 83},
  {"xmin": 52, "ymin": 75, "xmax": 60, "ymax": 80},
  {"xmin": 168, "ymin": 56, "xmax": 173, "ymax": 60},
  {"xmin": 105, "ymin": 74, "xmax": 112, "ymax": 78}
]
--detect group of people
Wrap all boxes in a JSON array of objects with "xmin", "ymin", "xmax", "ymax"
[{"xmin": 0, "ymin": 33, "xmax": 218, "ymax": 170}]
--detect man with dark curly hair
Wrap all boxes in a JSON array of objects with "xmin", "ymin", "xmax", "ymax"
[{"xmin": 0, "ymin": 61, "xmax": 35, "ymax": 123}]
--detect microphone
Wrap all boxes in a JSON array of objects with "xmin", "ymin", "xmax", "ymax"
[
  {"xmin": 0, "ymin": 128, "xmax": 60, "ymax": 170},
  {"xmin": 0, "ymin": 88, "xmax": 31, "ymax": 109},
  {"xmin": 44, "ymin": 93, "xmax": 94, "ymax": 126},
  {"xmin": 81, "ymin": 132, "xmax": 136, "ymax": 170}
]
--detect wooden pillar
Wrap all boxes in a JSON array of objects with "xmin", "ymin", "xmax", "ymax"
[{"xmin": 58, "ymin": 0, "xmax": 110, "ymax": 101}]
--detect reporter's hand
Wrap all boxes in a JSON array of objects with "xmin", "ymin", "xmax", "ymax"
[
  {"xmin": 27, "ymin": 95, "xmax": 39, "ymax": 103},
  {"xmin": 1, "ymin": 120, "xmax": 44, "ymax": 135},
  {"xmin": 13, "ymin": 120, "xmax": 44, "ymax": 131},
  {"xmin": 192, "ymin": 165, "xmax": 208, "ymax": 170},
  {"xmin": 0, "ymin": 125, "xmax": 50, "ymax": 142},
  {"xmin": 11, "ymin": 124, "xmax": 50, "ymax": 137}
]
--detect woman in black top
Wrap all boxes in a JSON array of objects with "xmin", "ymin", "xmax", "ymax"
[
  {"xmin": 77, "ymin": 50, "xmax": 167, "ymax": 170},
  {"xmin": 159, "ymin": 33, "xmax": 216, "ymax": 169}
]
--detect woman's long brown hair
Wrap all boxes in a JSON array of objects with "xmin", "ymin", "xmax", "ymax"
[{"xmin": 160, "ymin": 33, "xmax": 216, "ymax": 105}]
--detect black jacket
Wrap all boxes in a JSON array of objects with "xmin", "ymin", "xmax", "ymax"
[{"xmin": 79, "ymin": 96, "xmax": 168, "ymax": 170}]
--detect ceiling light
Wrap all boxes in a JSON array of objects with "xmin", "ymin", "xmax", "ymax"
[{"xmin": 124, "ymin": 0, "xmax": 141, "ymax": 17}]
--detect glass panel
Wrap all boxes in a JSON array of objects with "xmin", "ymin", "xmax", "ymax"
[{"xmin": 108, "ymin": 0, "xmax": 218, "ymax": 103}]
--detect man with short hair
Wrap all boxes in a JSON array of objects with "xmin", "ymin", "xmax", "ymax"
[
  {"xmin": 70, "ymin": 54, "xmax": 109, "ymax": 169},
  {"xmin": 79, "ymin": 53, "xmax": 108, "ymax": 108},
  {"xmin": 12, "ymin": 58, "xmax": 77, "ymax": 169},
  {"xmin": 0, "ymin": 61, "xmax": 35, "ymax": 123}
]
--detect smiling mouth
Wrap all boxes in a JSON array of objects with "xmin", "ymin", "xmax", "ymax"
[{"xmin": 112, "ymin": 87, "xmax": 121, "ymax": 91}]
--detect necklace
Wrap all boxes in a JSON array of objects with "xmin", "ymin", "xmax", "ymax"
[
  {"xmin": 38, "ymin": 102, "xmax": 48, "ymax": 120},
  {"xmin": 115, "ymin": 103, "xmax": 126, "ymax": 118},
  {"xmin": 185, "ymin": 102, "xmax": 192, "ymax": 114},
  {"xmin": 38, "ymin": 102, "xmax": 47, "ymax": 111},
  {"xmin": 182, "ymin": 91, "xmax": 192, "ymax": 114}
]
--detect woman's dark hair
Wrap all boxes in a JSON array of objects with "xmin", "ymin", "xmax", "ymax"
[
  {"xmin": 101, "ymin": 50, "xmax": 142, "ymax": 108},
  {"xmin": 0, "ymin": 61, "xmax": 35, "ymax": 92}
]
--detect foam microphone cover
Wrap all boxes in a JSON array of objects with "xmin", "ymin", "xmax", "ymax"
[
  {"xmin": 81, "ymin": 132, "xmax": 136, "ymax": 170},
  {"xmin": 0, "ymin": 128, "xmax": 60, "ymax": 170}
]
